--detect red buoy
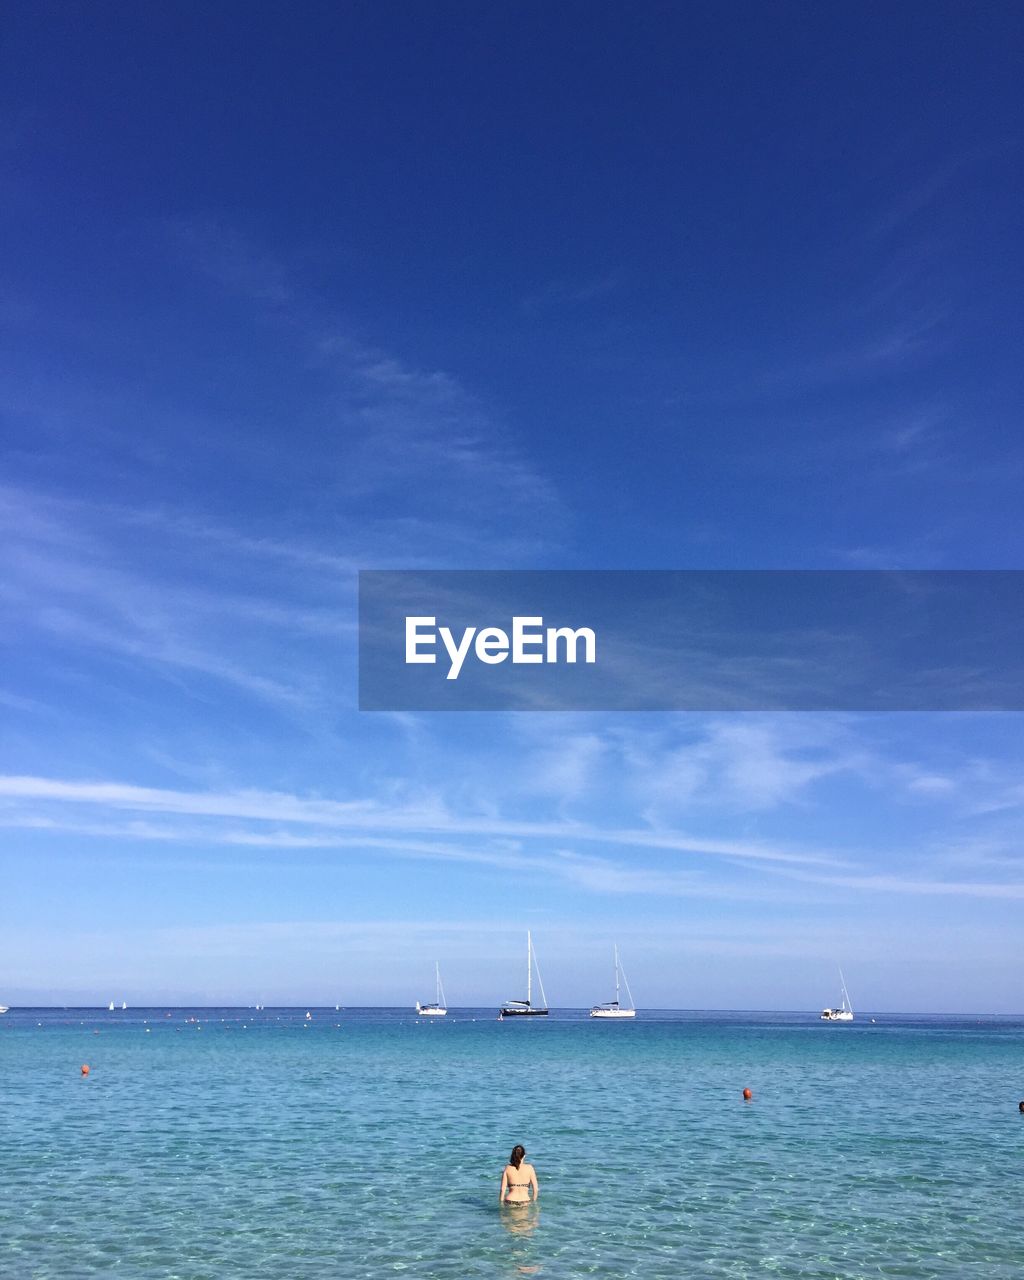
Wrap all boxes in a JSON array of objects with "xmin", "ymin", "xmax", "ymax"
[
  {"xmin": 742, "ymin": 1087, "xmax": 752, "ymax": 1101},
  {"xmin": 81, "ymin": 1064, "xmax": 90, "ymax": 1076}
]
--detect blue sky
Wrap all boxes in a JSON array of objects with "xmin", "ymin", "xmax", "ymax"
[{"xmin": 1, "ymin": 3, "xmax": 1022, "ymax": 1009}]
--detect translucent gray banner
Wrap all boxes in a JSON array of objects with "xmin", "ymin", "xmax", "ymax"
[{"xmin": 358, "ymin": 570, "xmax": 1024, "ymax": 711}]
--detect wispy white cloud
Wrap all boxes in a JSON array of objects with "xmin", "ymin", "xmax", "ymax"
[
  {"xmin": 0, "ymin": 493, "xmax": 320, "ymax": 713},
  {"xmin": 776, "ymin": 866, "xmax": 1024, "ymax": 901},
  {"xmin": 619, "ymin": 719, "xmax": 864, "ymax": 815},
  {"xmin": 168, "ymin": 218, "xmax": 568, "ymax": 558},
  {"xmin": 0, "ymin": 771, "xmax": 835, "ymax": 863},
  {"xmin": 6, "ymin": 761, "xmax": 1024, "ymax": 907},
  {"xmin": 1, "ymin": 220, "xmax": 569, "ymax": 725},
  {"xmin": 864, "ymin": 153, "xmax": 974, "ymax": 243},
  {"xmin": 0, "ymin": 687, "xmax": 49, "ymax": 714},
  {"xmin": 521, "ymin": 270, "xmax": 624, "ymax": 312}
]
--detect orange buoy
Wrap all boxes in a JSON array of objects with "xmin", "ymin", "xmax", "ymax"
[
  {"xmin": 81, "ymin": 1064, "xmax": 90, "ymax": 1076},
  {"xmin": 742, "ymin": 1087, "xmax": 752, "ymax": 1101}
]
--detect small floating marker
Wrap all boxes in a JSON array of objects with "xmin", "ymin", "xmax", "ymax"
[
  {"xmin": 81, "ymin": 1064, "xmax": 90, "ymax": 1076},
  {"xmin": 305, "ymin": 1011, "xmax": 312, "ymax": 1020},
  {"xmin": 742, "ymin": 1088, "xmax": 753, "ymax": 1101}
]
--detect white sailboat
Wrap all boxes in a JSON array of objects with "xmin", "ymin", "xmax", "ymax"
[
  {"xmin": 121, "ymin": 1001, "xmax": 127, "ymax": 1011},
  {"xmin": 108, "ymin": 1001, "xmax": 115, "ymax": 1011},
  {"xmin": 415, "ymin": 962, "xmax": 448, "ymax": 1016},
  {"xmin": 0, "ymin": 1005, "xmax": 8, "ymax": 1014},
  {"xmin": 820, "ymin": 968, "xmax": 854, "ymax": 1021},
  {"xmin": 500, "ymin": 931, "xmax": 549, "ymax": 1017},
  {"xmin": 590, "ymin": 945, "xmax": 636, "ymax": 1018}
]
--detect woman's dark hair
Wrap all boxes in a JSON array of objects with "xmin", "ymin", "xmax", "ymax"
[{"xmin": 509, "ymin": 1144, "xmax": 526, "ymax": 1168}]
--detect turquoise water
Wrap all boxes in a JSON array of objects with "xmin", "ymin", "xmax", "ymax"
[{"xmin": 3, "ymin": 1008, "xmax": 1023, "ymax": 1278}]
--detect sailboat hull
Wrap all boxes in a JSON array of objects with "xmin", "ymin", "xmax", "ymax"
[
  {"xmin": 590, "ymin": 1007, "xmax": 635, "ymax": 1018},
  {"xmin": 499, "ymin": 1007, "xmax": 548, "ymax": 1016}
]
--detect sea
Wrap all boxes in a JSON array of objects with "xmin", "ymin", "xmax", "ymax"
[{"xmin": 2, "ymin": 1007, "xmax": 1022, "ymax": 1279}]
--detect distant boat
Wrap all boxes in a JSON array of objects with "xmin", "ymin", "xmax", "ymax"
[
  {"xmin": 500, "ymin": 931, "xmax": 549, "ymax": 1017},
  {"xmin": 416, "ymin": 962, "xmax": 448, "ymax": 1016},
  {"xmin": 0, "ymin": 1005, "xmax": 8, "ymax": 1014},
  {"xmin": 590, "ymin": 945, "xmax": 636, "ymax": 1018},
  {"xmin": 121, "ymin": 1001, "xmax": 127, "ymax": 1011},
  {"xmin": 108, "ymin": 1001, "xmax": 115, "ymax": 1011},
  {"xmin": 820, "ymin": 968, "xmax": 854, "ymax": 1021}
]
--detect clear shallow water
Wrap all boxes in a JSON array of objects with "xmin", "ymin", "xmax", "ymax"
[{"xmin": 2, "ymin": 1008, "xmax": 1023, "ymax": 1279}]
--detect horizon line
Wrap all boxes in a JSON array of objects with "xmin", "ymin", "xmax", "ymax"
[{"xmin": 4, "ymin": 1004, "xmax": 1022, "ymax": 1018}]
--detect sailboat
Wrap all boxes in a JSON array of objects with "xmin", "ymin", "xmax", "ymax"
[
  {"xmin": 0, "ymin": 1005, "xmax": 8, "ymax": 1014},
  {"xmin": 415, "ymin": 961, "xmax": 448, "ymax": 1016},
  {"xmin": 121, "ymin": 1001, "xmax": 127, "ymax": 1011},
  {"xmin": 499, "ymin": 931, "xmax": 549, "ymax": 1017},
  {"xmin": 820, "ymin": 968, "xmax": 854, "ymax": 1021},
  {"xmin": 108, "ymin": 1001, "xmax": 115, "ymax": 1011},
  {"xmin": 590, "ymin": 945, "xmax": 636, "ymax": 1018}
]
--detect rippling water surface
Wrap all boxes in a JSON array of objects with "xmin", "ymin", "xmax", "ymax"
[{"xmin": 3, "ymin": 1008, "xmax": 1023, "ymax": 1278}]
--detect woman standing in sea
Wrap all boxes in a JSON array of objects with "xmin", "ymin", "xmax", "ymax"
[{"xmin": 499, "ymin": 1145, "xmax": 539, "ymax": 1205}]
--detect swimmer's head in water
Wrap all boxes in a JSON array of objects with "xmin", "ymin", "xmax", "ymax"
[
  {"xmin": 509, "ymin": 1144, "xmax": 526, "ymax": 1168},
  {"xmin": 1019, "ymin": 1100, "xmax": 1024, "ymax": 1113}
]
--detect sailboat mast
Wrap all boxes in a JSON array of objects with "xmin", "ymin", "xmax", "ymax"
[
  {"xmin": 527, "ymin": 930, "xmax": 532, "ymax": 1005},
  {"xmin": 614, "ymin": 944, "xmax": 621, "ymax": 1003}
]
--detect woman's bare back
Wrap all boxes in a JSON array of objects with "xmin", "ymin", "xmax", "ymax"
[{"xmin": 501, "ymin": 1160, "xmax": 537, "ymax": 1203}]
